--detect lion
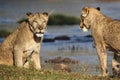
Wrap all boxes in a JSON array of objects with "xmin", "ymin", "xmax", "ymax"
[
  {"xmin": 0, "ymin": 12, "xmax": 49, "ymax": 69},
  {"xmin": 80, "ymin": 6, "xmax": 120, "ymax": 77}
]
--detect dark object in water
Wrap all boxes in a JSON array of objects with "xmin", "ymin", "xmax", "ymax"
[
  {"xmin": 43, "ymin": 38, "xmax": 55, "ymax": 42},
  {"xmin": 84, "ymin": 35, "xmax": 92, "ymax": 38},
  {"xmin": 54, "ymin": 35, "xmax": 70, "ymax": 40},
  {"xmin": 45, "ymin": 56, "xmax": 79, "ymax": 64}
]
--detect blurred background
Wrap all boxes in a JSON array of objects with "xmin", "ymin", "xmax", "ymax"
[{"xmin": 0, "ymin": 0, "xmax": 120, "ymax": 75}]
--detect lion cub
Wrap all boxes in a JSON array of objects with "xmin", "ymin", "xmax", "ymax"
[{"xmin": 0, "ymin": 12, "xmax": 49, "ymax": 69}]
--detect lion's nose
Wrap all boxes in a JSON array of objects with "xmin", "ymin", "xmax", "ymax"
[{"xmin": 40, "ymin": 29, "xmax": 45, "ymax": 33}]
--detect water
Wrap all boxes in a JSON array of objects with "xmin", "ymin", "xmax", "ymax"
[
  {"xmin": 0, "ymin": 0, "xmax": 120, "ymax": 75},
  {"xmin": 41, "ymin": 25, "xmax": 113, "ymax": 75}
]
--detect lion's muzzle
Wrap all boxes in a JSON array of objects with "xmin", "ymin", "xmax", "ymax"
[{"xmin": 35, "ymin": 32, "xmax": 44, "ymax": 37}]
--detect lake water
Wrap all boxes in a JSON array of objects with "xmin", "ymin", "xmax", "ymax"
[{"xmin": 0, "ymin": 0, "xmax": 120, "ymax": 75}]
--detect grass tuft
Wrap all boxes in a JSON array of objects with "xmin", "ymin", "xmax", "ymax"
[
  {"xmin": 0, "ymin": 65, "xmax": 119, "ymax": 80},
  {"xmin": 0, "ymin": 29, "xmax": 12, "ymax": 38},
  {"xmin": 17, "ymin": 13, "xmax": 80, "ymax": 25},
  {"xmin": 48, "ymin": 14, "xmax": 80, "ymax": 25}
]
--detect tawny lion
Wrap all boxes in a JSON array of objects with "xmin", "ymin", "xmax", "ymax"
[
  {"xmin": 0, "ymin": 12, "xmax": 49, "ymax": 69},
  {"xmin": 80, "ymin": 6, "xmax": 120, "ymax": 76}
]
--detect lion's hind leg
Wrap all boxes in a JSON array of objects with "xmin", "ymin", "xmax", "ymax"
[{"xmin": 112, "ymin": 53, "xmax": 120, "ymax": 77}]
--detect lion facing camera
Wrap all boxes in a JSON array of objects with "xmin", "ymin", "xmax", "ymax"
[{"xmin": 0, "ymin": 12, "xmax": 49, "ymax": 69}]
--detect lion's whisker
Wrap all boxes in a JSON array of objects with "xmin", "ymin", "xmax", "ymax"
[{"xmin": 49, "ymin": 9, "xmax": 55, "ymax": 15}]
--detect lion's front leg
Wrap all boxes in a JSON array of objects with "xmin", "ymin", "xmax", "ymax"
[
  {"xmin": 96, "ymin": 44, "xmax": 108, "ymax": 76},
  {"xmin": 23, "ymin": 48, "xmax": 41, "ymax": 69},
  {"xmin": 13, "ymin": 46, "xmax": 23, "ymax": 67},
  {"xmin": 31, "ymin": 51, "xmax": 41, "ymax": 70},
  {"xmin": 112, "ymin": 53, "xmax": 120, "ymax": 77},
  {"xmin": 23, "ymin": 51, "xmax": 30, "ymax": 68}
]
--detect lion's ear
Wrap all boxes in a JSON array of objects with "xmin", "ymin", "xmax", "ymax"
[
  {"xmin": 82, "ymin": 7, "xmax": 89, "ymax": 17},
  {"xmin": 96, "ymin": 7, "xmax": 100, "ymax": 11},
  {"xmin": 26, "ymin": 12, "xmax": 33, "ymax": 18},
  {"xmin": 43, "ymin": 12, "xmax": 48, "ymax": 16}
]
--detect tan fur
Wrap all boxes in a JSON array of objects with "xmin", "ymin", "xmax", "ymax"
[
  {"xmin": 80, "ymin": 6, "xmax": 120, "ymax": 76},
  {"xmin": 0, "ymin": 12, "xmax": 49, "ymax": 69}
]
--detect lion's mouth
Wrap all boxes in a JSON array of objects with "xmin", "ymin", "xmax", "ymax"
[
  {"xmin": 35, "ymin": 32, "xmax": 44, "ymax": 37},
  {"xmin": 82, "ymin": 27, "xmax": 88, "ymax": 32},
  {"xmin": 80, "ymin": 25, "xmax": 88, "ymax": 32}
]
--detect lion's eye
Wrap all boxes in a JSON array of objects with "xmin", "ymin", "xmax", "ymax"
[{"xmin": 42, "ymin": 19, "xmax": 46, "ymax": 23}]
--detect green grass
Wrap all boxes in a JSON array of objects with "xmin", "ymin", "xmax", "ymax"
[
  {"xmin": 0, "ymin": 29, "xmax": 12, "ymax": 38},
  {"xmin": 0, "ymin": 65, "xmax": 119, "ymax": 80},
  {"xmin": 48, "ymin": 14, "xmax": 80, "ymax": 25},
  {"xmin": 0, "ymin": 14, "xmax": 80, "ymax": 38},
  {"xmin": 17, "ymin": 17, "xmax": 28, "ymax": 24},
  {"xmin": 17, "ymin": 13, "xmax": 80, "ymax": 25}
]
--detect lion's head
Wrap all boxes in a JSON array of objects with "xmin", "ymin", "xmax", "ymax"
[
  {"xmin": 80, "ymin": 7, "xmax": 100, "ymax": 32},
  {"xmin": 27, "ymin": 12, "xmax": 49, "ymax": 37}
]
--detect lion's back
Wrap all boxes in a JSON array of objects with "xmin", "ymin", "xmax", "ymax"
[
  {"xmin": 0, "ymin": 22, "xmax": 29, "ymax": 65},
  {"xmin": 102, "ymin": 20, "xmax": 120, "ymax": 50}
]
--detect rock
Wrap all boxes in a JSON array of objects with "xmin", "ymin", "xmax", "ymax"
[
  {"xmin": 45, "ymin": 56, "xmax": 79, "ymax": 64},
  {"xmin": 43, "ymin": 38, "xmax": 55, "ymax": 42},
  {"xmin": 63, "ymin": 57, "xmax": 71, "ymax": 64},
  {"xmin": 53, "ymin": 63, "xmax": 71, "ymax": 72},
  {"xmin": 84, "ymin": 35, "xmax": 92, "ymax": 38},
  {"xmin": 45, "ymin": 56, "xmax": 63, "ymax": 63},
  {"xmin": 54, "ymin": 35, "xmax": 70, "ymax": 40},
  {"xmin": 45, "ymin": 59, "xmax": 53, "ymax": 63},
  {"xmin": 71, "ymin": 60, "xmax": 79, "ymax": 64}
]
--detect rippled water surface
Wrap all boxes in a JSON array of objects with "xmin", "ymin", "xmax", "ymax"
[{"xmin": 0, "ymin": 0, "xmax": 120, "ymax": 75}]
